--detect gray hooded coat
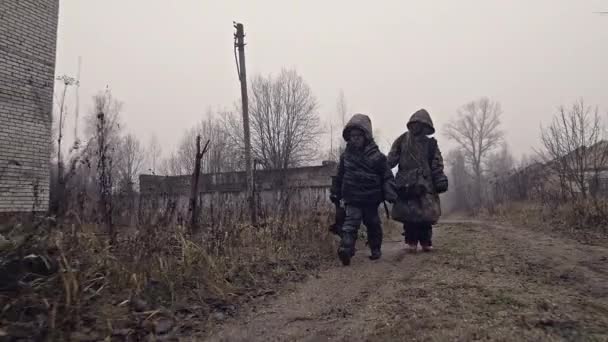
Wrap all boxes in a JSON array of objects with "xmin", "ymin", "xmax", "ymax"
[{"xmin": 387, "ymin": 109, "xmax": 448, "ymax": 224}]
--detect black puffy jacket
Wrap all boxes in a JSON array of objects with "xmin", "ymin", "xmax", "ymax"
[{"xmin": 331, "ymin": 114, "xmax": 396, "ymax": 205}]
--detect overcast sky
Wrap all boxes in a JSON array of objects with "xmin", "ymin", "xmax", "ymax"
[{"xmin": 54, "ymin": 0, "xmax": 608, "ymax": 161}]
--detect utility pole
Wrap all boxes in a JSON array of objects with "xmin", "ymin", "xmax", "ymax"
[
  {"xmin": 234, "ymin": 22, "xmax": 256, "ymax": 225},
  {"xmin": 74, "ymin": 56, "xmax": 81, "ymax": 143}
]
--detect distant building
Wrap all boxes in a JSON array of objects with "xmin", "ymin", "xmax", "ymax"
[
  {"xmin": 491, "ymin": 141, "xmax": 608, "ymax": 202},
  {"xmin": 139, "ymin": 162, "xmax": 336, "ymax": 224},
  {"xmin": 0, "ymin": 1, "xmax": 59, "ymax": 216}
]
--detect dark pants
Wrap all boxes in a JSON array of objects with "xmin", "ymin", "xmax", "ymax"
[
  {"xmin": 403, "ymin": 222, "xmax": 433, "ymax": 246},
  {"xmin": 341, "ymin": 204, "xmax": 383, "ymax": 251}
]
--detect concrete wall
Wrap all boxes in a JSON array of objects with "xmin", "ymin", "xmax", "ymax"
[
  {"xmin": 140, "ymin": 163, "xmax": 335, "ymax": 195},
  {"xmin": 0, "ymin": 0, "xmax": 59, "ymax": 213},
  {"xmin": 139, "ymin": 163, "xmax": 336, "ymax": 224}
]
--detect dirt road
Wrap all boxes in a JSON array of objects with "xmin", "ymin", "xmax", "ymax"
[{"xmin": 206, "ymin": 221, "xmax": 608, "ymax": 342}]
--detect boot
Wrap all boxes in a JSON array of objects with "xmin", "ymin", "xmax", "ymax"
[
  {"xmin": 421, "ymin": 243, "xmax": 433, "ymax": 252},
  {"xmin": 369, "ymin": 247, "xmax": 382, "ymax": 260},
  {"xmin": 367, "ymin": 234, "xmax": 382, "ymax": 261},
  {"xmin": 338, "ymin": 234, "xmax": 356, "ymax": 266}
]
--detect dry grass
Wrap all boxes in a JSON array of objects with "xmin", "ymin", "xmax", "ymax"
[
  {"xmin": 209, "ymin": 221, "xmax": 608, "ymax": 341},
  {"xmin": 479, "ymin": 199, "xmax": 608, "ymax": 245},
  {"xmin": 0, "ymin": 206, "xmax": 337, "ymax": 340}
]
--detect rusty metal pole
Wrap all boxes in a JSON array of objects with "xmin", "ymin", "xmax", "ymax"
[{"xmin": 234, "ymin": 22, "xmax": 256, "ymax": 225}]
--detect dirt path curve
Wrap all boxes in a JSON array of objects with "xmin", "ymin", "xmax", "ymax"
[{"xmin": 205, "ymin": 221, "xmax": 608, "ymax": 341}]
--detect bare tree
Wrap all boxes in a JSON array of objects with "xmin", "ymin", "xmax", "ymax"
[
  {"xmin": 445, "ymin": 149, "xmax": 474, "ymax": 213},
  {"xmin": 53, "ymin": 89, "xmax": 123, "ymax": 226},
  {"xmin": 336, "ymin": 90, "xmax": 348, "ymax": 154},
  {"xmin": 225, "ymin": 69, "xmax": 321, "ymax": 170},
  {"xmin": 337, "ymin": 90, "xmax": 347, "ymax": 128},
  {"xmin": 89, "ymin": 91, "xmax": 124, "ymax": 240},
  {"xmin": 487, "ymin": 143, "xmax": 515, "ymax": 179},
  {"xmin": 221, "ymin": 109, "xmax": 247, "ymax": 169},
  {"xmin": 194, "ymin": 111, "xmax": 238, "ymax": 173},
  {"xmin": 49, "ymin": 89, "xmax": 123, "ymax": 219},
  {"xmin": 50, "ymin": 75, "xmax": 78, "ymax": 216},
  {"xmin": 444, "ymin": 97, "xmax": 504, "ymax": 206},
  {"xmin": 54, "ymin": 75, "xmax": 78, "ymax": 173},
  {"xmin": 241, "ymin": 68, "xmax": 321, "ymax": 169},
  {"xmin": 147, "ymin": 134, "xmax": 162, "ymax": 175},
  {"xmin": 539, "ymin": 99, "xmax": 607, "ymax": 199},
  {"xmin": 162, "ymin": 110, "xmax": 238, "ymax": 176},
  {"xmin": 317, "ymin": 121, "xmax": 335, "ymax": 164},
  {"xmin": 518, "ymin": 153, "xmax": 535, "ymax": 170},
  {"xmin": 484, "ymin": 143, "xmax": 517, "ymax": 208},
  {"xmin": 85, "ymin": 89, "xmax": 123, "ymax": 163},
  {"xmin": 189, "ymin": 135, "xmax": 210, "ymax": 232},
  {"xmin": 116, "ymin": 133, "xmax": 147, "ymax": 192},
  {"xmin": 319, "ymin": 91, "xmax": 349, "ymax": 163},
  {"xmin": 158, "ymin": 153, "xmax": 183, "ymax": 176},
  {"xmin": 87, "ymin": 90, "xmax": 123, "ymax": 189}
]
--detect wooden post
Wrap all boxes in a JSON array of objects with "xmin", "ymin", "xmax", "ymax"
[
  {"xmin": 234, "ymin": 22, "xmax": 257, "ymax": 225},
  {"xmin": 189, "ymin": 135, "xmax": 210, "ymax": 232}
]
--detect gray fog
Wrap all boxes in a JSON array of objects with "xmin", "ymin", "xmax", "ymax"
[{"xmin": 54, "ymin": 0, "xmax": 608, "ymax": 160}]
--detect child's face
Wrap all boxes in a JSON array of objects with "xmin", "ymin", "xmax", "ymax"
[
  {"xmin": 409, "ymin": 122, "xmax": 426, "ymax": 136},
  {"xmin": 349, "ymin": 129, "xmax": 365, "ymax": 149}
]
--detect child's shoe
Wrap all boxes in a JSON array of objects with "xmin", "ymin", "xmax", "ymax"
[
  {"xmin": 406, "ymin": 243, "xmax": 418, "ymax": 253},
  {"xmin": 369, "ymin": 248, "xmax": 382, "ymax": 260},
  {"xmin": 338, "ymin": 235, "xmax": 356, "ymax": 266}
]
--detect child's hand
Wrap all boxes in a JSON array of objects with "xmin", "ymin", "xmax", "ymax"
[{"xmin": 435, "ymin": 179, "xmax": 448, "ymax": 193}]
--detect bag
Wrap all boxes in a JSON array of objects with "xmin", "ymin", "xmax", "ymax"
[{"xmin": 395, "ymin": 168, "xmax": 429, "ymax": 199}]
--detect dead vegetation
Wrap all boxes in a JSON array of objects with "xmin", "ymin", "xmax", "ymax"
[
  {"xmin": 0, "ymin": 81, "xmax": 337, "ymax": 340},
  {"xmin": 0, "ymin": 206, "xmax": 336, "ymax": 340},
  {"xmin": 208, "ymin": 221, "xmax": 608, "ymax": 341},
  {"xmin": 478, "ymin": 200, "xmax": 608, "ymax": 246},
  {"xmin": 444, "ymin": 98, "xmax": 608, "ymax": 242}
]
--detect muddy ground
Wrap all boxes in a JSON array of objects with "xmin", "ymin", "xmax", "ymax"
[{"xmin": 203, "ymin": 220, "xmax": 608, "ymax": 342}]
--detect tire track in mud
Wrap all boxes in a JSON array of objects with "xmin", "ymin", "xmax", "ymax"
[{"xmin": 205, "ymin": 221, "xmax": 608, "ymax": 342}]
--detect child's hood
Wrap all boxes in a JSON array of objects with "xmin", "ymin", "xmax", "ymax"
[
  {"xmin": 407, "ymin": 109, "xmax": 435, "ymax": 135},
  {"xmin": 342, "ymin": 113, "xmax": 373, "ymax": 141}
]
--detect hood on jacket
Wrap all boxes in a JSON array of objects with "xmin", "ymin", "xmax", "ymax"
[
  {"xmin": 407, "ymin": 109, "xmax": 435, "ymax": 135},
  {"xmin": 342, "ymin": 113, "xmax": 373, "ymax": 141}
]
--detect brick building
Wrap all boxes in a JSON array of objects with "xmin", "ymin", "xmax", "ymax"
[{"xmin": 0, "ymin": 1, "xmax": 60, "ymax": 215}]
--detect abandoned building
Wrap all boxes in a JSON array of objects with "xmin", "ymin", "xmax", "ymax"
[
  {"xmin": 489, "ymin": 141, "xmax": 608, "ymax": 203},
  {"xmin": 0, "ymin": 0, "xmax": 60, "ymax": 216},
  {"xmin": 139, "ymin": 162, "xmax": 336, "ymax": 223}
]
